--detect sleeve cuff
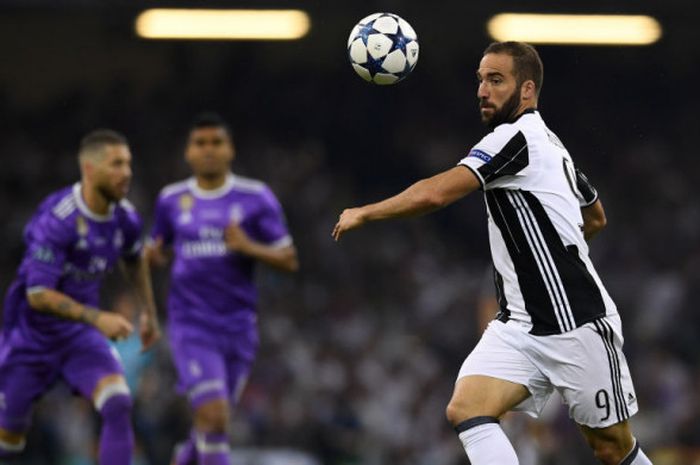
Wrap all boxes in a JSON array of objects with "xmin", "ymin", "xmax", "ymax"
[
  {"xmin": 26, "ymin": 286, "xmax": 48, "ymax": 295},
  {"xmin": 458, "ymin": 163, "xmax": 485, "ymax": 190},
  {"xmin": 268, "ymin": 235, "xmax": 293, "ymax": 249},
  {"xmin": 580, "ymin": 190, "xmax": 599, "ymax": 208}
]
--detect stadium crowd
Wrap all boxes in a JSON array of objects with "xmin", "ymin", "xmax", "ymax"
[{"xmin": 1, "ymin": 28, "xmax": 699, "ymax": 465}]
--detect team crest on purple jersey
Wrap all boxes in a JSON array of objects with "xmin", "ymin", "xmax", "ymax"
[
  {"xmin": 76, "ymin": 215, "xmax": 89, "ymax": 250},
  {"xmin": 178, "ymin": 193, "xmax": 194, "ymax": 224}
]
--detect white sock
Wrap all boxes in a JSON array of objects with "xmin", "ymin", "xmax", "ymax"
[
  {"xmin": 621, "ymin": 440, "xmax": 653, "ymax": 465},
  {"xmin": 458, "ymin": 423, "xmax": 519, "ymax": 465}
]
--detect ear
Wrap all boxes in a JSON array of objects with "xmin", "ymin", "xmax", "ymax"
[
  {"xmin": 80, "ymin": 158, "xmax": 94, "ymax": 177},
  {"xmin": 521, "ymin": 80, "xmax": 537, "ymax": 102}
]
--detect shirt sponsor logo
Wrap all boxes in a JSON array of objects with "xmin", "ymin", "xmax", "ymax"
[
  {"xmin": 468, "ymin": 149, "xmax": 493, "ymax": 163},
  {"xmin": 182, "ymin": 240, "xmax": 227, "ymax": 258},
  {"xmin": 62, "ymin": 256, "xmax": 110, "ymax": 281}
]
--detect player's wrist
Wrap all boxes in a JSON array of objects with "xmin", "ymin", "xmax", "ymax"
[
  {"xmin": 356, "ymin": 206, "xmax": 372, "ymax": 223},
  {"xmin": 78, "ymin": 305, "xmax": 101, "ymax": 326}
]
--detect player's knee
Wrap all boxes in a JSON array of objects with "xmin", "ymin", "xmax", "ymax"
[
  {"xmin": 591, "ymin": 443, "xmax": 622, "ymax": 465},
  {"xmin": 194, "ymin": 400, "xmax": 230, "ymax": 433},
  {"xmin": 98, "ymin": 392, "xmax": 133, "ymax": 427},
  {"xmin": 0, "ymin": 429, "xmax": 26, "ymax": 458},
  {"xmin": 445, "ymin": 398, "xmax": 480, "ymax": 426},
  {"xmin": 587, "ymin": 436, "xmax": 630, "ymax": 465}
]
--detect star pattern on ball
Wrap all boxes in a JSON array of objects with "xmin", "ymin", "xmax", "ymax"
[{"xmin": 348, "ymin": 13, "xmax": 419, "ymax": 84}]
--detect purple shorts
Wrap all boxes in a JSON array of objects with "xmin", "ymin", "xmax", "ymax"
[
  {"xmin": 168, "ymin": 323, "xmax": 258, "ymax": 409},
  {"xmin": 0, "ymin": 327, "xmax": 124, "ymax": 433}
]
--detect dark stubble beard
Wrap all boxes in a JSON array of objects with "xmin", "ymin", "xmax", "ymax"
[
  {"xmin": 97, "ymin": 184, "xmax": 124, "ymax": 203},
  {"xmin": 483, "ymin": 87, "xmax": 522, "ymax": 130}
]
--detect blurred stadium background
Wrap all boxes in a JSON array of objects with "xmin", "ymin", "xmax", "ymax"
[{"xmin": 0, "ymin": 1, "xmax": 698, "ymax": 464}]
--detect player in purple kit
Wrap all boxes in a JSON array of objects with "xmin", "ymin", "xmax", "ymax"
[
  {"xmin": 0, "ymin": 129, "xmax": 161, "ymax": 464},
  {"xmin": 146, "ymin": 113, "xmax": 298, "ymax": 465}
]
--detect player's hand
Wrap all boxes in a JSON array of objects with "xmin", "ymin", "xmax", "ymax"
[
  {"xmin": 143, "ymin": 237, "xmax": 169, "ymax": 267},
  {"xmin": 139, "ymin": 312, "xmax": 161, "ymax": 353},
  {"xmin": 225, "ymin": 223, "xmax": 253, "ymax": 254},
  {"xmin": 94, "ymin": 312, "xmax": 134, "ymax": 341},
  {"xmin": 333, "ymin": 208, "xmax": 366, "ymax": 241}
]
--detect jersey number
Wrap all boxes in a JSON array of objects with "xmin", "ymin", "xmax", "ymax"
[
  {"xmin": 595, "ymin": 389, "xmax": 611, "ymax": 422},
  {"xmin": 562, "ymin": 158, "xmax": 579, "ymax": 197}
]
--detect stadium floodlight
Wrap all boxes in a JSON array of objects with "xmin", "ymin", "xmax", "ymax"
[
  {"xmin": 135, "ymin": 9, "xmax": 311, "ymax": 40},
  {"xmin": 487, "ymin": 13, "xmax": 662, "ymax": 45}
]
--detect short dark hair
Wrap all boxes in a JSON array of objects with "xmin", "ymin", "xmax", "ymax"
[
  {"xmin": 190, "ymin": 112, "xmax": 232, "ymax": 138},
  {"xmin": 483, "ymin": 41, "xmax": 544, "ymax": 97},
  {"xmin": 79, "ymin": 129, "xmax": 128, "ymax": 161}
]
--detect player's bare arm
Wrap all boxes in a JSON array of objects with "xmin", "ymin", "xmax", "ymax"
[
  {"xmin": 120, "ymin": 255, "xmax": 162, "ymax": 351},
  {"xmin": 224, "ymin": 223, "xmax": 299, "ymax": 272},
  {"xmin": 143, "ymin": 236, "xmax": 171, "ymax": 267},
  {"xmin": 26, "ymin": 288, "xmax": 133, "ymax": 340},
  {"xmin": 333, "ymin": 165, "xmax": 480, "ymax": 241},
  {"xmin": 582, "ymin": 199, "xmax": 607, "ymax": 241}
]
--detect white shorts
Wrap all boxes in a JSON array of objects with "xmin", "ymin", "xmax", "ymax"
[{"xmin": 457, "ymin": 316, "xmax": 638, "ymax": 428}]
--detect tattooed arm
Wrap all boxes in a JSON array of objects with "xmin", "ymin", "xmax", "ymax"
[{"xmin": 26, "ymin": 288, "xmax": 133, "ymax": 340}]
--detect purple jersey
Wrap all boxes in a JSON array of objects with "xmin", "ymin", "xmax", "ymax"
[
  {"xmin": 151, "ymin": 173, "xmax": 292, "ymax": 331},
  {"xmin": 2, "ymin": 183, "xmax": 143, "ymax": 347}
]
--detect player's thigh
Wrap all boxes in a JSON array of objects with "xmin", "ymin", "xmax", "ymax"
[
  {"xmin": 226, "ymin": 358, "xmax": 253, "ymax": 409},
  {"xmin": 225, "ymin": 329, "xmax": 258, "ymax": 407},
  {"xmin": 60, "ymin": 333, "xmax": 128, "ymax": 407},
  {"xmin": 450, "ymin": 320, "xmax": 549, "ymax": 421},
  {"xmin": 448, "ymin": 375, "xmax": 531, "ymax": 421},
  {"xmin": 538, "ymin": 316, "xmax": 638, "ymax": 429},
  {"xmin": 170, "ymin": 335, "xmax": 228, "ymax": 408},
  {"xmin": 0, "ymin": 340, "xmax": 59, "ymax": 434}
]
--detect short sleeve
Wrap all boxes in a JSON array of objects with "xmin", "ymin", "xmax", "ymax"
[
  {"xmin": 252, "ymin": 188, "xmax": 293, "ymax": 248},
  {"xmin": 575, "ymin": 168, "xmax": 599, "ymax": 207},
  {"xmin": 150, "ymin": 194, "xmax": 175, "ymax": 247},
  {"xmin": 119, "ymin": 204, "xmax": 144, "ymax": 261},
  {"xmin": 24, "ymin": 211, "xmax": 74, "ymax": 292},
  {"xmin": 458, "ymin": 127, "xmax": 529, "ymax": 190}
]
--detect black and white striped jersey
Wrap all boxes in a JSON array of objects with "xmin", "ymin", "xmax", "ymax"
[{"xmin": 459, "ymin": 109, "xmax": 616, "ymax": 335}]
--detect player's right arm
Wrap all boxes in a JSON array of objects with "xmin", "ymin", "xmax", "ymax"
[
  {"xmin": 333, "ymin": 166, "xmax": 480, "ymax": 240},
  {"xmin": 26, "ymin": 289, "xmax": 133, "ymax": 340},
  {"xmin": 333, "ymin": 126, "xmax": 527, "ymax": 241},
  {"xmin": 22, "ymin": 202, "xmax": 133, "ymax": 340}
]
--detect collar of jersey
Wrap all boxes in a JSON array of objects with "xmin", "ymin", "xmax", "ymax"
[
  {"xmin": 73, "ymin": 183, "xmax": 115, "ymax": 222},
  {"xmin": 187, "ymin": 173, "xmax": 235, "ymax": 199},
  {"xmin": 515, "ymin": 108, "xmax": 538, "ymax": 121}
]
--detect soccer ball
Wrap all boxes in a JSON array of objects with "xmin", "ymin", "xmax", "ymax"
[{"xmin": 347, "ymin": 12, "xmax": 419, "ymax": 85}]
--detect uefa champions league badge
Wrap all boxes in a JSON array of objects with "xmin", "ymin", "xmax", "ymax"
[
  {"xmin": 178, "ymin": 193, "xmax": 194, "ymax": 224},
  {"xmin": 229, "ymin": 204, "xmax": 244, "ymax": 224},
  {"xmin": 76, "ymin": 215, "xmax": 89, "ymax": 250}
]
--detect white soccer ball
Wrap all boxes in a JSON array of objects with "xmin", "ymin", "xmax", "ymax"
[{"xmin": 347, "ymin": 12, "xmax": 419, "ymax": 85}]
